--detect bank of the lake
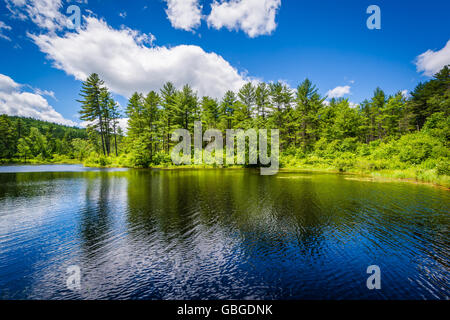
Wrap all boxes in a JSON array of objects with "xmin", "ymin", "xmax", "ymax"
[
  {"xmin": 83, "ymin": 157, "xmax": 450, "ymax": 188},
  {"xmin": 280, "ymin": 166, "xmax": 450, "ymax": 189},
  {"xmin": 2, "ymin": 158, "xmax": 449, "ymax": 188}
]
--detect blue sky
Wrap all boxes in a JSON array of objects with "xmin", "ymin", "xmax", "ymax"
[{"xmin": 0, "ymin": 0, "xmax": 449, "ymax": 126}]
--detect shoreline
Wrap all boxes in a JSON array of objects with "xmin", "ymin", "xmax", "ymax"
[
  {"xmin": 279, "ymin": 167, "xmax": 450, "ymax": 190},
  {"xmin": 1, "ymin": 160, "xmax": 449, "ymax": 189}
]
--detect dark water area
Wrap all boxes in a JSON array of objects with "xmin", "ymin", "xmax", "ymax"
[{"xmin": 0, "ymin": 165, "xmax": 448, "ymax": 300}]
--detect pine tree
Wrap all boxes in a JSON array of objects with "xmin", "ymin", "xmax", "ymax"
[
  {"xmin": 201, "ymin": 96, "xmax": 221, "ymax": 129},
  {"xmin": 78, "ymin": 73, "xmax": 107, "ymax": 155},
  {"xmin": 143, "ymin": 91, "xmax": 160, "ymax": 160},
  {"xmin": 221, "ymin": 90, "xmax": 237, "ymax": 129},
  {"xmin": 255, "ymin": 83, "xmax": 271, "ymax": 122},
  {"xmin": 160, "ymin": 82, "xmax": 177, "ymax": 153},
  {"xmin": 294, "ymin": 79, "xmax": 325, "ymax": 151},
  {"xmin": 109, "ymin": 100, "xmax": 121, "ymax": 157},
  {"xmin": 0, "ymin": 115, "xmax": 15, "ymax": 159},
  {"xmin": 173, "ymin": 84, "xmax": 198, "ymax": 131}
]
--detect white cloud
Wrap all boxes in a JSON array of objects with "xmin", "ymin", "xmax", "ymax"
[
  {"xmin": 0, "ymin": 73, "xmax": 76, "ymax": 126},
  {"xmin": 415, "ymin": 40, "xmax": 450, "ymax": 77},
  {"xmin": 81, "ymin": 118, "xmax": 129, "ymax": 134},
  {"xmin": 33, "ymin": 88, "xmax": 56, "ymax": 100},
  {"xmin": 5, "ymin": 0, "xmax": 68, "ymax": 32},
  {"xmin": 401, "ymin": 90, "xmax": 409, "ymax": 98},
  {"xmin": 0, "ymin": 21, "xmax": 12, "ymax": 41},
  {"xmin": 31, "ymin": 17, "xmax": 249, "ymax": 99},
  {"xmin": 326, "ymin": 85, "xmax": 351, "ymax": 99},
  {"xmin": 117, "ymin": 118, "xmax": 129, "ymax": 133},
  {"xmin": 349, "ymin": 102, "xmax": 358, "ymax": 109},
  {"xmin": 207, "ymin": 0, "xmax": 281, "ymax": 38},
  {"xmin": 164, "ymin": 0, "xmax": 202, "ymax": 31},
  {"xmin": 0, "ymin": 74, "xmax": 20, "ymax": 92},
  {"xmin": 119, "ymin": 12, "xmax": 127, "ymax": 19}
]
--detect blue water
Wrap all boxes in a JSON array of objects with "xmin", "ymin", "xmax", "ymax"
[{"xmin": 0, "ymin": 166, "xmax": 448, "ymax": 300}]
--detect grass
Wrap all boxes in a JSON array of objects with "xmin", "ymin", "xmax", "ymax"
[{"xmin": 279, "ymin": 165, "xmax": 450, "ymax": 189}]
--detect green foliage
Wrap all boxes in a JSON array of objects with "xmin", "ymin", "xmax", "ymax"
[
  {"xmin": 409, "ymin": 65, "xmax": 449, "ymax": 129},
  {"xmin": 422, "ymin": 112, "xmax": 450, "ymax": 143},
  {"xmin": 397, "ymin": 133, "xmax": 444, "ymax": 164},
  {"xmin": 436, "ymin": 158, "xmax": 450, "ymax": 176},
  {"xmin": 0, "ymin": 114, "xmax": 93, "ymax": 162},
  {"xmin": 1, "ymin": 67, "xmax": 449, "ymax": 186},
  {"xmin": 152, "ymin": 152, "xmax": 172, "ymax": 165},
  {"xmin": 0, "ymin": 115, "xmax": 15, "ymax": 158},
  {"xmin": 78, "ymin": 73, "xmax": 121, "ymax": 156},
  {"xmin": 72, "ymin": 138, "xmax": 93, "ymax": 160}
]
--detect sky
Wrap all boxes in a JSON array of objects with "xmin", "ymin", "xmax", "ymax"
[{"xmin": 0, "ymin": 0, "xmax": 449, "ymax": 127}]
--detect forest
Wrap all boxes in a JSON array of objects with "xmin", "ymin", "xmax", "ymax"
[{"xmin": 0, "ymin": 66, "xmax": 449, "ymax": 186}]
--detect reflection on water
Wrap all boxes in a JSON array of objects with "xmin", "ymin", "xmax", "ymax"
[{"xmin": 0, "ymin": 165, "xmax": 448, "ymax": 299}]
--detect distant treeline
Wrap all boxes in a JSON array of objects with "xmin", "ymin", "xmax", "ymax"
[
  {"xmin": 0, "ymin": 115, "xmax": 88, "ymax": 161},
  {"xmin": 0, "ymin": 66, "xmax": 448, "ymax": 183}
]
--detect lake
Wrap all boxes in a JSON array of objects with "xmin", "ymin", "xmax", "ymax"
[{"xmin": 0, "ymin": 165, "xmax": 448, "ymax": 300}]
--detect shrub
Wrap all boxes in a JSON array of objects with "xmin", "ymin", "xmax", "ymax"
[
  {"xmin": 397, "ymin": 133, "xmax": 442, "ymax": 164},
  {"xmin": 340, "ymin": 138, "xmax": 359, "ymax": 153},
  {"xmin": 370, "ymin": 140, "xmax": 398, "ymax": 160},
  {"xmin": 436, "ymin": 158, "xmax": 450, "ymax": 176},
  {"xmin": 332, "ymin": 153, "xmax": 355, "ymax": 172},
  {"xmin": 423, "ymin": 112, "xmax": 450, "ymax": 142},
  {"xmin": 152, "ymin": 152, "xmax": 172, "ymax": 165}
]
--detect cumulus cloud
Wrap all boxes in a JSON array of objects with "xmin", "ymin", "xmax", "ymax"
[
  {"xmin": 0, "ymin": 74, "xmax": 20, "ymax": 92},
  {"xmin": 164, "ymin": 0, "xmax": 202, "ymax": 31},
  {"xmin": 415, "ymin": 40, "xmax": 450, "ymax": 77},
  {"xmin": 0, "ymin": 21, "xmax": 12, "ymax": 41},
  {"xmin": 30, "ymin": 17, "xmax": 249, "ymax": 99},
  {"xmin": 0, "ymin": 73, "xmax": 76, "ymax": 126},
  {"xmin": 207, "ymin": 0, "xmax": 281, "ymax": 38},
  {"xmin": 326, "ymin": 85, "xmax": 351, "ymax": 99},
  {"xmin": 5, "ymin": 0, "xmax": 69, "ymax": 32}
]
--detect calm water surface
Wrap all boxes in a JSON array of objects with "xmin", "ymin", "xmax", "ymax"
[{"xmin": 0, "ymin": 165, "xmax": 448, "ymax": 299}]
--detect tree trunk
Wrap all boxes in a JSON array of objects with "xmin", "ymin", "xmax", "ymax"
[{"xmin": 113, "ymin": 124, "xmax": 118, "ymax": 157}]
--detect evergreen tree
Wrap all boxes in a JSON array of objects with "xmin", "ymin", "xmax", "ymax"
[
  {"xmin": 295, "ymin": 79, "xmax": 324, "ymax": 151},
  {"xmin": 0, "ymin": 115, "xmax": 15, "ymax": 159},
  {"xmin": 201, "ymin": 96, "xmax": 221, "ymax": 129},
  {"xmin": 409, "ymin": 65, "xmax": 450, "ymax": 129},
  {"xmin": 143, "ymin": 91, "xmax": 160, "ymax": 160},
  {"xmin": 221, "ymin": 90, "xmax": 237, "ymax": 129},
  {"xmin": 160, "ymin": 82, "xmax": 177, "ymax": 152},
  {"xmin": 78, "ymin": 73, "xmax": 107, "ymax": 155},
  {"xmin": 173, "ymin": 84, "xmax": 198, "ymax": 131}
]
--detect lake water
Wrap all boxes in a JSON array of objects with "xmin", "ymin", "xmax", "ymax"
[{"xmin": 0, "ymin": 165, "xmax": 448, "ymax": 300}]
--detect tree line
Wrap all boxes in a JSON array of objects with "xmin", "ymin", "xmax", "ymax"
[
  {"xmin": 0, "ymin": 66, "xmax": 448, "ymax": 177},
  {"xmin": 77, "ymin": 66, "xmax": 448, "ymax": 167},
  {"xmin": 0, "ymin": 116, "xmax": 89, "ymax": 162}
]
